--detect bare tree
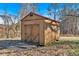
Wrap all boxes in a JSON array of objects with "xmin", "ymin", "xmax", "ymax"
[{"xmin": 47, "ymin": 3, "xmax": 60, "ymax": 20}]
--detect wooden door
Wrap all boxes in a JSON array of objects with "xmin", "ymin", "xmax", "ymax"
[
  {"xmin": 31, "ymin": 24, "xmax": 40, "ymax": 44},
  {"xmin": 24, "ymin": 24, "xmax": 40, "ymax": 44},
  {"xmin": 24, "ymin": 25, "xmax": 32, "ymax": 42}
]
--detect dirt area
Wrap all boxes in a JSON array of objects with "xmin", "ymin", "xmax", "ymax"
[
  {"xmin": 0, "ymin": 46, "xmax": 69, "ymax": 56},
  {"xmin": 0, "ymin": 37, "xmax": 78, "ymax": 56}
]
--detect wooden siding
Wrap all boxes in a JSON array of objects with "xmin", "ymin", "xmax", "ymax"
[
  {"xmin": 44, "ymin": 23, "xmax": 59, "ymax": 45},
  {"xmin": 21, "ymin": 12, "xmax": 60, "ymax": 46}
]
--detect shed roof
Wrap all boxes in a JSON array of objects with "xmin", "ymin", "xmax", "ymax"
[{"xmin": 21, "ymin": 12, "xmax": 60, "ymax": 23}]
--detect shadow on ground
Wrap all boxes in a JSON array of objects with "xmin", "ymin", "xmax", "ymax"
[{"xmin": 0, "ymin": 40, "xmax": 37, "ymax": 49}]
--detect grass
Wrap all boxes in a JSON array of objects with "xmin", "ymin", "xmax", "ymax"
[{"xmin": 50, "ymin": 37, "xmax": 79, "ymax": 56}]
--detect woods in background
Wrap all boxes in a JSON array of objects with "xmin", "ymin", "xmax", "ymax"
[
  {"xmin": 59, "ymin": 4, "xmax": 79, "ymax": 36},
  {"xmin": 0, "ymin": 3, "xmax": 79, "ymax": 38},
  {"xmin": 0, "ymin": 3, "xmax": 39, "ymax": 38}
]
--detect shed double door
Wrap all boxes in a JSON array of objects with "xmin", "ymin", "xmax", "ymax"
[{"xmin": 25, "ymin": 24, "xmax": 40, "ymax": 44}]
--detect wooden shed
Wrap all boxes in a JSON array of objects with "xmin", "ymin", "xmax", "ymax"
[{"xmin": 21, "ymin": 12, "xmax": 60, "ymax": 46}]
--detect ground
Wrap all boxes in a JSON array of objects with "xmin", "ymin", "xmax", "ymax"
[{"xmin": 0, "ymin": 37, "xmax": 79, "ymax": 56}]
